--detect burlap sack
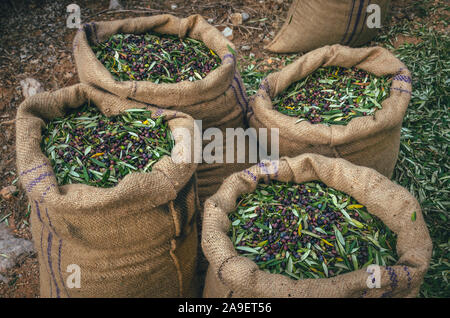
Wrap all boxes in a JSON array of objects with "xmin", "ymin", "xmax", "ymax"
[
  {"xmin": 248, "ymin": 44, "xmax": 412, "ymax": 178},
  {"xmin": 73, "ymin": 14, "xmax": 250, "ymax": 204},
  {"xmin": 16, "ymin": 83, "xmax": 201, "ymax": 298},
  {"xmin": 266, "ymin": 0, "xmax": 391, "ymax": 53},
  {"xmin": 202, "ymin": 154, "xmax": 432, "ymax": 298}
]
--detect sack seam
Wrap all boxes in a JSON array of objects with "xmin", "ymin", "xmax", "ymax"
[{"xmin": 169, "ymin": 239, "xmax": 184, "ymax": 297}]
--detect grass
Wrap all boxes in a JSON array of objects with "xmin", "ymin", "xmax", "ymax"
[{"xmin": 238, "ymin": 1, "xmax": 449, "ymax": 298}]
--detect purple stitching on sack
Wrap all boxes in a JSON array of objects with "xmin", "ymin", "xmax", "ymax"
[
  {"xmin": 20, "ymin": 162, "xmax": 49, "ymax": 176},
  {"xmin": 381, "ymin": 266, "xmax": 398, "ymax": 298},
  {"xmin": 154, "ymin": 108, "xmax": 164, "ymax": 117},
  {"xmin": 45, "ymin": 207, "xmax": 57, "ymax": 236},
  {"xmin": 392, "ymin": 87, "xmax": 412, "ymax": 95},
  {"xmin": 341, "ymin": 0, "xmax": 357, "ymax": 44},
  {"xmin": 393, "ymin": 74, "xmax": 412, "ymax": 84},
  {"xmin": 36, "ymin": 199, "xmax": 68, "ymax": 297},
  {"xmin": 91, "ymin": 22, "xmax": 99, "ymax": 44},
  {"xmin": 72, "ymin": 28, "xmax": 82, "ymax": 52},
  {"xmin": 223, "ymin": 53, "xmax": 235, "ymax": 64},
  {"xmin": 243, "ymin": 169, "xmax": 257, "ymax": 182},
  {"xmin": 248, "ymin": 104, "xmax": 254, "ymax": 115},
  {"xmin": 58, "ymin": 239, "xmax": 70, "ymax": 298},
  {"xmin": 345, "ymin": 0, "xmax": 366, "ymax": 45},
  {"xmin": 35, "ymin": 200, "xmax": 43, "ymax": 223},
  {"xmin": 83, "ymin": 23, "xmax": 92, "ymax": 42},
  {"xmin": 403, "ymin": 266, "xmax": 412, "ymax": 289},
  {"xmin": 40, "ymin": 224, "xmax": 52, "ymax": 297},
  {"xmin": 131, "ymin": 81, "xmax": 137, "ymax": 98},
  {"xmin": 26, "ymin": 171, "xmax": 52, "ymax": 193},
  {"xmin": 231, "ymin": 83, "xmax": 246, "ymax": 115},
  {"xmin": 47, "ymin": 232, "xmax": 61, "ymax": 298}
]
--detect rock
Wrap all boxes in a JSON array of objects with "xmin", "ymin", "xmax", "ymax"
[
  {"xmin": 241, "ymin": 45, "xmax": 251, "ymax": 51},
  {"xmin": 242, "ymin": 12, "xmax": 250, "ymax": 22},
  {"xmin": 230, "ymin": 13, "xmax": 243, "ymax": 26},
  {"xmin": 20, "ymin": 78, "xmax": 44, "ymax": 99},
  {"xmin": 108, "ymin": 0, "xmax": 123, "ymax": 10},
  {"xmin": 222, "ymin": 27, "xmax": 233, "ymax": 40},
  {"xmin": 0, "ymin": 223, "xmax": 35, "ymax": 273},
  {"xmin": 0, "ymin": 186, "xmax": 17, "ymax": 200},
  {"xmin": 170, "ymin": 4, "xmax": 178, "ymax": 10}
]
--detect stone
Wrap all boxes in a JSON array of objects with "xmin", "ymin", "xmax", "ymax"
[
  {"xmin": 20, "ymin": 78, "xmax": 44, "ymax": 99},
  {"xmin": 241, "ymin": 45, "xmax": 251, "ymax": 51},
  {"xmin": 171, "ymin": 4, "xmax": 178, "ymax": 10},
  {"xmin": 0, "ymin": 185, "xmax": 17, "ymax": 200},
  {"xmin": 0, "ymin": 224, "xmax": 35, "ymax": 273},
  {"xmin": 242, "ymin": 12, "xmax": 250, "ymax": 22},
  {"xmin": 222, "ymin": 27, "xmax": 233, "ymax": 40},
  {"xmin": 108, "ymin": 0, "xmax": 123, "ymax": 10}
]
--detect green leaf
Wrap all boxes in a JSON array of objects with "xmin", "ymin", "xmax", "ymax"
[
  {"xmin": 227, "ymin": 44, "xmax": 236, "ymax": 56},
  {"xmin": 236, "ymin": 246, "xmax": 259, "ymax": 254}
]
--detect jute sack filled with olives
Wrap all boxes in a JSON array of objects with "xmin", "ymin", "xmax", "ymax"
[
  {"xmin": 16, "ymin": 83, "xmax": 200, "ymax": 298},
  {"xmin": 248, "ymin": 45, "xmax": 412, "ymax": 178},
  {"xmin": 202, "ymin": 154, "xmax": 432, "ymax": 298},
  {"xmin": 266, "ymin": 0, "xmax": 391, "ymax": 53},
  {"xmin": 73, "ymin": 14, "xmax": 250, "ymax": 203}
]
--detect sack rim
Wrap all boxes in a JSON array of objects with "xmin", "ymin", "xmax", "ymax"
[{"xmin": 73, "ymin": 14, "xmax": 238, "ymax": 107}]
